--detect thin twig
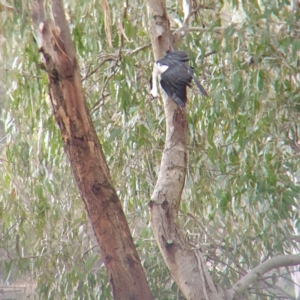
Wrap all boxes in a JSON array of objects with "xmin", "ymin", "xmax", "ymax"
[
  {"xmin": 196, "ymin": 250, "xmax": 210, "ymax": 300},
  {"xmin": 123, "ymin": 43, "xmax": 151, "ymax": 56},
  {"xmin": 204, "ymin": 50, "xmax": 217, "ymax": 58},
  {"xmin": 82, "ymin": 55, "xmax": 117, "ymax": 81}
]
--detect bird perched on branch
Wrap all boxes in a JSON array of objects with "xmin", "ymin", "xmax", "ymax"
[{"xmin": 150, "ymin": 50, "xmax": 208, "ymax": 108}]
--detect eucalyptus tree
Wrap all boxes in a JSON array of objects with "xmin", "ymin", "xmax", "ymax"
[{"xmin": 1, "ymin": 0, "xmax": 300, "ymax": 299}]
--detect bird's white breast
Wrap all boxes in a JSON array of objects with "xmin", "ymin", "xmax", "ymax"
[{"xmin": 156, "ymin": 63, "xmax": 169, "ymax": 74}]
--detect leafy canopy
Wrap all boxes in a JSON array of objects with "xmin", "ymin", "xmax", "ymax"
[{"xmin": 0, "ymin": 0, "xmax": 299, "ymax": 299}]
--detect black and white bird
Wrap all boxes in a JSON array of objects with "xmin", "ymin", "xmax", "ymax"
[{"xmin": 150, "ymin": 50, "xmax": 208, "ymax": 108}]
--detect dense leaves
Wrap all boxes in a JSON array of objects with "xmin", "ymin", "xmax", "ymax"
[{"xmin": 1, "ymin": 0, "xmax": 299, "ymax": 299}]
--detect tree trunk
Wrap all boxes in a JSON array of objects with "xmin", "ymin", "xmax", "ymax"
[
  {"xmin": 31, "ymin": 1, "xmax": 153, "ymax": 299},
  {"xmin": 148, "ymin": 1, "xmax": 222, "ymax": 299}
]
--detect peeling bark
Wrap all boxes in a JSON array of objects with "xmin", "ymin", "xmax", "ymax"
[
  {"xmin": 31, "ymin": 1, "xmax": 153, "ymax": 299},
  {"xmin": 148, "ymin": 1, "xmax": 222, "ymax": 299}
]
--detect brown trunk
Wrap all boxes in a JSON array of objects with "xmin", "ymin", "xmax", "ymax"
[{"xmin": 31, "ymin": 1, "xmax": 153, "ymax": 299}]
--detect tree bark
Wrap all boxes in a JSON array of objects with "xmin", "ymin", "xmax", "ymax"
[
  {"xmin": 228, "ymin": 253, "xmax": 300, "ymax": 299},
  {"xmin": 31, "ymin": 1, "xmax": 153, "ymax": 299},
  {"xmin": 148, "ymin": 1, "xmax": 221, "ymax": 299}
]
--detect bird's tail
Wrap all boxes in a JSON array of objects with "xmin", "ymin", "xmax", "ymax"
[
  {"xmin": 192, "ymin": 75, "xmax": 208, "ymax": 96},
  {"xmin": 189, "ymin": 67, "xmax": 208, "ymax": 96}
]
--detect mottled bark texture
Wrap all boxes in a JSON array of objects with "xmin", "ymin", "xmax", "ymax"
[
  {"xmin": 148, "ymin": 0, "xmax": 222, "ymax": 299},
  {"xmin": 31, "ymin": 1, "xmax": 153, "ymax": 299}
]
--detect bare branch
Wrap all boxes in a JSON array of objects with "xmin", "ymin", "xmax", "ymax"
[
  {"xmin": 100, "ymin": 0, "xmax": 112, "ymax": 47},
  {"xmin": 189, "ymin": 26, "xmax": 224, "ymax": 34},
  {"xmin": 173, "ymin": 1, "xmax": 220, "ymax": 42},
  {"xmin": 183, "ymin": 0, "xmax": 191, "ymax": 24},
  {"xmin": 174, "ymin": 0, "xmax": 196, "ymax": 42},
  {"xmin": 292, "ymin": 235, "xmax": 300, "ymax": 242},
  {"xmin": 262, "ymin": 280, "xmax": 295, "ymax": 300},
  {"xmin": 228, "ymin": 254, "xmax": 300, "ymax": 298},
  {"xmin": 0, "ymin": 219, "xmax": 22, "ymax": 240},
  {"xmin": 118, "ymin": 0, "xmax": 130, "ymax": 43},
  {"xmin": 82, "ymin": 54, "xmax": 117, "ymax": 81},
  {"xmin": 204, "ymin": 50, "xmax": 217, "ymax": 58},
  {"xmin": 124, "ymin": 43, "xmax": 152, "ymax": 56}
]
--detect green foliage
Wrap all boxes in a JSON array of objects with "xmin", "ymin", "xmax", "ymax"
[
  {"xmin": 1, "ymin": 0, "xmax": 300, "ymax": 299},
  {"xmin": 183, "ymin": 1, "xmax": 300, "ymax": 295}
]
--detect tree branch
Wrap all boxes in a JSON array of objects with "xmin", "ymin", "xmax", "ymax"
[
  {"xmin": 173, "ymin": 0, "xmax": 193, "ymax": 42},
  {"xmin": 189, "ymin": 26, "xmax": 224, "ymax": 33},
  {"xmin": 228, "ymin": 254, "xmax": 300, "ymax": 298}
]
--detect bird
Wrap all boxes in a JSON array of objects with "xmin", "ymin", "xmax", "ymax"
[{"xmin": 150, "ymin": 50, "xmax": 208, "ymax": 108}]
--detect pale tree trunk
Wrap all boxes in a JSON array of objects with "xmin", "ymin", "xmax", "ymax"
[
  {"xmin": 30, "ymin": 1, "xmax": 153, "ymax": 299},
  {"xmin": 147, "ymin": 1, "xmax": 222, "ymax": 299}
]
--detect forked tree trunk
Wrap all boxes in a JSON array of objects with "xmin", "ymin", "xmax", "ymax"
[
  {"xmin": 30, "ymin": 0, "xmax": 300, "ymax": 299},
  {"xmin": 31, "ymin": 1, "xmax": 153, "ymax": 299}
]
